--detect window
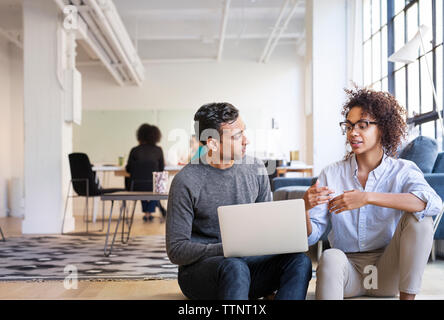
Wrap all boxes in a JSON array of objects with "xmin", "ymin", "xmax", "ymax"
[
  {"xmin": 363, "ymin": 0, "xmax": 444, "ymax": 150},
  {"xmin": 363, "ymin": 0, "xmax": 389, "ymax": 91}
]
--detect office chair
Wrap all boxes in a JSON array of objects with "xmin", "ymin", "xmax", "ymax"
[{"xmin": 62, "ymin": 152, "xmax": 125, "ymax": 235}]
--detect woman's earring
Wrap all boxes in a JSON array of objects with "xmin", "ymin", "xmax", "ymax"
[{"xmin": 345, "ymin": 141, "xmax": 352, "ymax": 153}]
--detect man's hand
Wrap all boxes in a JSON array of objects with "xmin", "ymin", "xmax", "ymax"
[
  {"xmin": 328, "ymin": 190, "xmax": 368, "ymax": 214},
  {"xmin": 303, "ymin": 181, "xmax": 335, "ymax": 211}
]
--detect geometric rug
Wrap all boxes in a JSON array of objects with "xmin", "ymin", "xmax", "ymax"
[{"xmin": 0, "ymin": 235, "xmax": 178, "ymax": 281}]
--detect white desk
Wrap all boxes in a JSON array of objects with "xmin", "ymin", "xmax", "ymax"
[
  {"xmin": 92, "ymin": 165, "xmax": 123, "ymax": 171},
  {"xmin": 106, "ymin": 165, "xmax": 185, "ymax": 177},
  {"xmin": 91, "ymin": 164, "xmax": 184, "ymax": 222}
]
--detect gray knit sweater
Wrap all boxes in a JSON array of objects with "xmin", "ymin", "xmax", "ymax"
[{"xmin": 165, "ymin": 156, "xmax": 272, "ymax": 266}]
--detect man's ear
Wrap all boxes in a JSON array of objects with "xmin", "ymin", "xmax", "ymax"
[{"xmin": 207, "ymin": 138, "xmax": 218, "ymax": 151}]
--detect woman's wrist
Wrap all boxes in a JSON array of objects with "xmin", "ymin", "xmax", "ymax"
[{"xmin": 365, "ymin": 191, "xmax": 373, "ymax": 206}]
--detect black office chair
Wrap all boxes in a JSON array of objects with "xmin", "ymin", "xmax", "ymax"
[
  {"xmin": 62, "ymin": 153, "xmax": 125, "ymax": 234},
  {"xmin": 126, "ymin": 160, "xmax": 167, "ymax": 219},
  {"xmin": 0, "ymin": 225, "xmax": 5, "ymax": 241}
]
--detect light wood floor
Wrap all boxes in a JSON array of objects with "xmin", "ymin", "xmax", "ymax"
[
  {"xmin": 1, "ymin": 209, "xmax": 444, "ymax": 300},
  {"xmin": 0, "ymin": 208, "xmax": 187, "ymax": 300}
]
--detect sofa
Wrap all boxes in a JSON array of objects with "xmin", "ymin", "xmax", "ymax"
[
  {"xmin": 272, "ymin": 136, "xmax": 444, "ymax": 259},
  {"xmin": 397, "ymin": 136, "xmax": 444, "ymax": 257}
]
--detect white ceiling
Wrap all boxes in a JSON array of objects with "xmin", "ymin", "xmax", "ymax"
[
  {"xmin": 107, "ymin": 0, "xmax": 305, "ymax": 61},
  {"xmin": 0, "ymin": 0, "xmax": 306, "ymax": 62}
]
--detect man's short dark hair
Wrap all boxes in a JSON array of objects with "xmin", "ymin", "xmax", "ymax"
[
  {"xmin": 137, "ymin": 123, "xmax": 161, "ymax": 145},
  {"xmin": 193, "ymin": 103, "xmax": 239, "ymax": 145}
]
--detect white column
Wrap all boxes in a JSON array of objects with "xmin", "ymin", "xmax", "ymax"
[
  {"xmin": 9, "ymin": 42, "xmax": 25, "ymax": 219},
  {"xmin": 22, "ymin": 0, "xmax": 74, "ymax": 233},
  {"xmin": 310, "ymin": 0, "xmax": 348, "ymax": 175},
  {"xmin": 0, "ymin": 38, "xmax": 11, "ymax": 218}
]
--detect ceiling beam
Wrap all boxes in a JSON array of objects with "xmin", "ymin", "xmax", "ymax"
[
  {"xmin": 77, "ymin": 57, "xmax": 217, "ymax": 66},
  {"xmin": 125, "ymin": 33, "xmax": 302, "ymax": 42},
  {"xmin": 77, "ymin": 19, "xmax": 125, "ymax": 86},
  {"xmin": 217, "ymin": 0, "xmax": 231, "ymax": 62},
  {"xmin": 263, "ymin": 0, "xmax": 300, "ymax": 63},
  {"xmin": 73, "ymin": 1, "xmax": 128, "ymax": 82},
  {"xmin": 53, "ymin": 0, "xmax": 126, "ymax": 85},
  {"xmin": 259, "ymin": 0, "xmax": 301, "ymax": 63},
  {"xmin": 83, "ymin": 0, "xmax": 142, "ymax": 85},
  {"xmin": 259, "ymin": 0, "xmax": 290, "ymax": 63}
]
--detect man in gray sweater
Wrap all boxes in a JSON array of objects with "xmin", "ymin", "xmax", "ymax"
[{"xmin": 166, "ymin": 102, "xmax": 312, "ymax": 300}]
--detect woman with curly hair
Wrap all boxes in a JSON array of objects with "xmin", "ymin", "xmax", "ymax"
[
  {"xmin": 126, "ymin": 124, "xmax": 166, "ymax": 222},
  {"xmin": 303, "ymin": 88, "xmax": 442, "ymax": 300}
]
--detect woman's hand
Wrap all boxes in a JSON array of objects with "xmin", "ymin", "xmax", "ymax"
[
  {"xmin": 303, "ymin": 181, "xmax": 335, "ymax": 211},
  {"xmin": 328, "ymin": 190, "xmax": 368, "ymax": 214}
]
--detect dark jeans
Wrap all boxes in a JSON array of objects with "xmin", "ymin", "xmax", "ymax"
[
  {"xmin": 141, "ymin": 200, "xmax": 158, "ymax": 213},
  {"xmin": 178, "ymin": 253, "xmax": 312, "ymax": 300}
]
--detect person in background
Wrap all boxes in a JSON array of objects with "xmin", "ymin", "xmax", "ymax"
[
  {"xmin": 126, "ymin": 123, "xmax": 167, "ymax": 222},
  {"xmin": 189, "ymin": 134, "xmax": 206, "ymax": 163},
  {"xmin": 177, "ymin": 134, "xmax": 207, "ymax": 165}
]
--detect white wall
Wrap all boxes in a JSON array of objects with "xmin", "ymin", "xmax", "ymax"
[
  {"xmin": 306, "ymin": 0, "xmax": 350, "ymax": 175},
  {"xmin": 77, "ymin": 47, "xmax": 307, "ymax": 167},
  {"xmin": 0, "ymin": 37, "xmax": 24, "ymax": 218},
  {"xmin": 0, "ymin": 37, "xmax": 11, "ymax": 218},
  {"xmin": 304, "ymin": 0, "xmax": 314, "ymax": 167}
]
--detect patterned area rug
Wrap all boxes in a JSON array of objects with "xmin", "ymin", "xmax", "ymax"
[{"xmin": 0, "ymin": 235, "xmax": 178, "ymax": 281}]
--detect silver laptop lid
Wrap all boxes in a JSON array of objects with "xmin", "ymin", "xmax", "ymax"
[{"xmin": 217, "ymin": 199, "xmax": 308, "ymax": 258}]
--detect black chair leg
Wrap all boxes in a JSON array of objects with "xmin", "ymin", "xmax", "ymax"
[
  {"xmin": 85, "ymin": 196, "xmax": 89, "ymax": 233},
  {"xmin": 0, "ymin": 226, "xmax": 5, "ymax": 242},
  {"xmin": 62, "ymin": 177, "xmax": 106, "ymax": 236},
  {"xmin": 100, "ymin": 200, "xmax": 105, "ymax": 232},
  {"xmin": 61, "ymin": 180, "xmax": 73, "ymax": 234},
  {"xmin": 158, "ymin": 202, "xmax": 167, "ymax": 218}
]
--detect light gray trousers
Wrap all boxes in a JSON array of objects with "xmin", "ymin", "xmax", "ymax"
[{"xmin": 315, "ymin": 213, "xmax": 434, "ymax": 300}]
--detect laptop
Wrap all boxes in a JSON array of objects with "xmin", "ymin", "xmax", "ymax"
[{"xmin": 217, "ymin": 199, "xmax": 308, "ymax": 258}]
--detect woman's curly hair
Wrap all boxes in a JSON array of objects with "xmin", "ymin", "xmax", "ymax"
[
  {"xmin": 341, "ymin": 87, "xmax": 408, "ymax": 159},
  {"xmin": 137, "ymin": 123, "xmax": 161, "ymax": 145}
]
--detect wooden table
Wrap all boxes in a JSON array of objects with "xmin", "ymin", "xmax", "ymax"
[
  {"xmin": 276, "ymin": 166, "xmax": 313, "ymax": 177},
  {"xmin": 111, "ymin": 165, "xmax": 185, "ymax": 177},
  {"xmin": 100, "ymin": 191, "xmax": 169, "ymax": 257}
]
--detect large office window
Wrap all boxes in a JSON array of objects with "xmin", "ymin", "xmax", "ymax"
[
  {"xmin": 363, "ymin": 0, "xmax": 443, "ymax": 149},
  {"xmin": 363, "ymin": 0, "xmax": 389, "ymax": 91}
]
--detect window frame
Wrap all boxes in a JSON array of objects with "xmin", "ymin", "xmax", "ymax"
[{"xmin": 363, "ymin": 0, "xmax": 444, "ymax": 150}]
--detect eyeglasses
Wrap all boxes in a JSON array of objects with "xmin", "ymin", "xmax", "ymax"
[{"xmin": 339, "ymin": 120, "xmax": 378, "ymax": 135}]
